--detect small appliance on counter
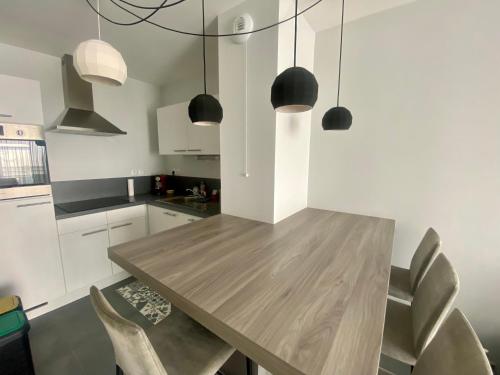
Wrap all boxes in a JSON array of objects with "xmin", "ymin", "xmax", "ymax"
[{"xmin": 152, "ymin": 175, "xmax": 167, "ymax": 196}]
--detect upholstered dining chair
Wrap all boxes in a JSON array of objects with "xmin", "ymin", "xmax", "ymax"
[
  {"xmin": 389, "ymin": 227, "xmax": 441, "ymax": 302},
  {"xmin": 379, "ymin": 309, "xmax": 492, "ymax": 375},
  {"xmin": 382, "ymin": 253, "xmax": 459, "ymax": 366},
  {"xmin": 89, "ymin": 286, "xmax": 235, "ymax": 375}
]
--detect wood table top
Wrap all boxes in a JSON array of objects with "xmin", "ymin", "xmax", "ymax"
[{"xmin": 109, "ymin": 208, "xmax": 395, "ymax": 375}]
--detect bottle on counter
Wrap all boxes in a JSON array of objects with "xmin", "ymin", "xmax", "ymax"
[
  {"xmin": 211, "ymin": 189, "xmax": 219, "ymax": 202},
  {"xmin": 200, "ymin": 181, "xmax": 207, "ymax": 198}
]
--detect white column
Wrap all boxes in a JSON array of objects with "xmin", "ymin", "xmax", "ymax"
[{"xmin": 219, "ymin": 0, "xmax": 315, "ymax": 224}]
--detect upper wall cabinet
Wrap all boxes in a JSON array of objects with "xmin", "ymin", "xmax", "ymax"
[
  {"xmin": 0, "ymin": 75, "xmax": 44, "ymax": 125},
  {"xmin": 157, "ymin": 101, "xmax": 220, "ymax": 155}
]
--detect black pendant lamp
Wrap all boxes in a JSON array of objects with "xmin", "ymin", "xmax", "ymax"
[
  {"xmin": 189, "ymin": 0, "xmax": 223, "ymax": 126},
  {"xmin": 271, "ymin": 0, "xmax": 318, "ymax": 113},
  {"xmin": 322, "ymin": 0, "xmax": 352, "ymax": 130}
]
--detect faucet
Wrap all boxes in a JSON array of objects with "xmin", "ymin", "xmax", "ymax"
[{"xmin": 186, "ymin": 187, "xmax": 201, "ymax": 197}]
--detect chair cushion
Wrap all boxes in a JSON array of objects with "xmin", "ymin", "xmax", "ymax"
[
  {"xmin": 411, "ymin": 254, "xmax": 459, "ymax": 357},
  {"xmin": 409, "ymin": 228, "xmax": 441, "ymax": 291},
  {"xmin": 146, "ymin": 307, "xmax": 235, "ymax": 375},
  {"xmin": 388, "ymin": 266, "xmax": 413, "ymax": 302},
  {"xmin": 413, "ymin": 309, "xmax": 493, "ymax": 375},
  {"xmin": 382, "ymin": 299, "xmax": 417, "ymax": 365}
]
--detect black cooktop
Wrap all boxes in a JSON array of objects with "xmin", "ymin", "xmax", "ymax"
[{"xmin": 56, "ymin": 197, "xmax": 131, "ymax": 214}]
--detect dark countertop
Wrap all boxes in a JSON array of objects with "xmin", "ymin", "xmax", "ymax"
[{"xmin": 54, "ymin": 194, "xmax": 220, "ymax": 220}]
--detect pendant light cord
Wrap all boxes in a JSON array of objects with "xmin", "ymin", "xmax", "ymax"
[
  {"xmin": 86, "ymin": 0, "xmax": 323, "ymax": 37},
  {"xmin": 293, "ymin": 0, "xmax": 298, "ymax": 67},
  {"xmin": 336, "ymin": 0, "xmax": 345, "ymax": 107},
  {"xmin": 202, "ymin": 0, "xmax": 207, "ymax": 94},
  {"xmin": 97, "ymin": 0, "xmax": 101, "ymax": 40},
  {"xmin": 243, "ymin": 42, "xmax": 249, "ymax": 177}
]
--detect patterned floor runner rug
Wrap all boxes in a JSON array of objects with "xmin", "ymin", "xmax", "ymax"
[{"xmin": 116, "ymin": 280, "xmax": 171, "ymax": 325}]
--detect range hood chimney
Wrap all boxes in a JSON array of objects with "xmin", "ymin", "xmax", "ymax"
[{"xmin": 49, "ymin": 55, "xmax": 127, "ymax": 136}]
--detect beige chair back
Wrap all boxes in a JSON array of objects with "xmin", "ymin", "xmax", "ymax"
[
  {"xmin": 413, "ymin": 309, "xmax": 492, "ymax": 375},
  {"xmin": 409, "ymin": 227, "xmax": 441, "ymax": 292},
  {"xmin": 411, "ymin": 253, "xmax": 459, "ymax": 357},
  {"xmin": 90, "ymin": 286, "xmax": 168, "ymax": 375}
]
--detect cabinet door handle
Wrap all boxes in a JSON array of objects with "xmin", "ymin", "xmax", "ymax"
[
  {"xmin": 82, "ymin": 228, "xmax": 108, "ymax": 237},
  {"xmin": 111, "ymin": 222, "xmax": 133, "ymax": 230},
  {"xmin": 0, "ymin": 113, "xmax": 13, "ymax": 118},
  {"xmin": 187, "ymin": 149, "xmax": 202, "ymax": 152},
  {"xmin": 174, "ymin": 149, "xmax": 187, "ymax": 152},
  {"xmin": 17, "ymin": 201, "xmax": 52, "ymax": 208},
  {"xmin": 163, "ymin": 211, "xmax": 177, "ymax": 217}
]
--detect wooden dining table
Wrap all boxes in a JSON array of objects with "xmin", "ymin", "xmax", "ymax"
[{"xmin": 109, "ymin": 208, "xmax": 395, "ymax": 375}]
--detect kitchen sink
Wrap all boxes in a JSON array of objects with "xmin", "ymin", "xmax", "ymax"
[{"xmin": 156, "ymin": 196, "xmax": 211, "ymax": 211}]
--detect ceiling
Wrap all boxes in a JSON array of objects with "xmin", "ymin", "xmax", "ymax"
[{"xmin": 0, "ymin": 0, "xmax": 415, "ymax": 86}]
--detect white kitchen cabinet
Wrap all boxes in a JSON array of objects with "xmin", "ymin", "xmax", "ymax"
[
  {"xmin": 106, "ymin": 204, "xmax": 146, "ymax": 224},
  {"xmin": 148, "ymin": 205, "xmax": 202, "ymax": 234},
  {"xmin": 58, "ymin": 213, "xmax": 112, "ymax": 293},
  {"xmin": 157, "ymin": 101, "xmax": 220, "ymax": 155},
  {"xmin": 183, "ymin": 214, "xmax": 202, "ymax": 225},
  {"xmin": 108, "ymin": 216, "xmax": 147, "ymax": 274},
  {"xmin": 0, "ymin": 74, "xmax": 44, "ymax": 125},
  {"xmin": 187, "ymin": 121, "xmax": 220, "ymax": 155},
  {"xmin": 0, "ymin": 196, "xmax": 65, "ymax": 310},
  {"xmin": 148, "ymin": 205, "xmax": 185, "ymax": 234}
]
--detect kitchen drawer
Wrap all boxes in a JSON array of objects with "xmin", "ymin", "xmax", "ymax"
[
  {"xmin": 106, "ymin": 204, "xmax": 146, "ymax": 224},
  {"xmin": 183, "ymin": 214, "xmax": 202, "ymax": 224},
  {"xmin": 0, "ymin": 196, "xmax": 65, "ymax": 309},
  {"xmin": 59, "ymin": 225, "xmax": 112, "ymax": 293},
  {"xmin": 148, "ymin": 205, "xmax": 185, "ymax": 235},
  {"xmin": 108, "ymin": 216, "xmax": 147, "ymax": 274},
  {"xmin": 57, "ymin": 212, "xmax": 107, "ymax": 235}
]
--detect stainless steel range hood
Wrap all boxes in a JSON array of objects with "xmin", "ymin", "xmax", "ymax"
[{"xmin": 49, "ymin": 55, "xmax": 126, "ymax": 136}]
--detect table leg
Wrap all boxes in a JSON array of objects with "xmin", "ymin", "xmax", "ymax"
[{"xmin": 246, "ymin": 356, "xmax": 254, "ymax": 375}]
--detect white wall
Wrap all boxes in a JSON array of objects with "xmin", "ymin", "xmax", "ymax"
[
  {"xmin": 308, "ymin": 0, "xmax": 500, "ymax": 365},
  {"xmin": 0, "ymin": 42, "xmax": 164, "ymax": 181},
  {"xmin": 219, "ymin": 0, "xmax": 279, "ymax": 223},
  {"xmin": 274, "ymin": 2, "xmax": 315, "ymax": 222},
  {"xmin": 162, "ymin": 155, "xmax": 220, "ymax": 179}
]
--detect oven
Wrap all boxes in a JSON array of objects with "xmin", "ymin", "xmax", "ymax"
[{"xmin": 0, "ymin": 123, "xmax": 52, "ymax": 200}]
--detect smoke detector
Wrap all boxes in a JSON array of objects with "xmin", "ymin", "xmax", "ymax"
[{"xmin": 232, "ymin": 14, "xmax": 253, "ymax": 44}]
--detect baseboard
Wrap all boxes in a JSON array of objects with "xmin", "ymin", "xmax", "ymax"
[{"xmin": 27, "ymin": 272, "xmax": 130, "ymax": 320}]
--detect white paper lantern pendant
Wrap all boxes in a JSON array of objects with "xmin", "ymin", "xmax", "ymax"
[{"xmin": 73, "ymin": 0, "xmax": 127, "ymax": 86}]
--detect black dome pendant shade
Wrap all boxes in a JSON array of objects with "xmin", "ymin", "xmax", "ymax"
[
  {"xmin": 189, "ymin": 0, "xmax": 223, "ymax": 126},
  {"xmin": 272, "ymin": 67, "xmax": 318, "ymax": 113},
  {"xmin": 322, "ymin": 0, "xmax": 353, "ymax": 130},
  {"xmin": 271, "ymin": 0, "xmax": 318, "ymax": 113},
  {"xmin": 322, "ymin": 106, "xmax": 352, "ymax": 130},
  {"xmin": 189, "ymin": 94, "xmax": 223, "ymax": 126}
]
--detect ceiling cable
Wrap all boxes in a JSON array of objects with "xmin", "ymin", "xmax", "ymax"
[
  {"xmin": 202, "ymin": 0, "xmax": 207, "ymax": 94},
  {"xmin": 293, "ymin": 0, "xmax": 298, "ymax": 66},
  {"xmin": 116, "ymin": 0, "xmax": 187, "ymax": 10},
  {"xmin": 85, "ymin": 0, "xmax": 323, "ymax": 38},
  {"xmin": 336, "ymin": 0, "xmax": 345, "ymax": 107},
  {"xmin": 87, "ymin": 0, "xmax": 169, "ymax": 27},
  {"xmin": 97, "ymin": 0, "xmax": 101, "ymax": 40}
]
